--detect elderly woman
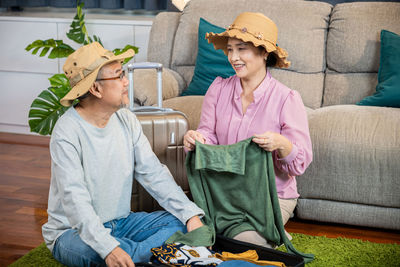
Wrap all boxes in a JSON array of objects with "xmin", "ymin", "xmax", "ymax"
[{"xmin": 183, "ymin": 12, "xmax": 312, "ymax": 247}]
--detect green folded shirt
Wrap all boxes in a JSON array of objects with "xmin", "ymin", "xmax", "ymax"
[
  {"xmin": 172, "ymin": 138, "xmax": 314, "ymax": 263},
  {"xmin": 166, "ymin": 225, "xmax": 215, "ymax": 247}
]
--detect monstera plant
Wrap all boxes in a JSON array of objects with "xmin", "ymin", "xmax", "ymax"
[{"xmin": 27, "ymin": 1, "xmax": 138, "ymax": 135}]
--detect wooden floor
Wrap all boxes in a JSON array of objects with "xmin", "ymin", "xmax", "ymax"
[{"xmin": 0, "ymin": 132, "xmax": 399, "ymax": 266}]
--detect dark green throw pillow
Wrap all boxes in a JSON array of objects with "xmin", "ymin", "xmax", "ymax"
[
  {"xmin": 181, "ymin": 18, "xmax": 235, "ymax": 96},
  {"xmin": 357, "ymin": 30, "xmax": 400, "ymax": 107}
]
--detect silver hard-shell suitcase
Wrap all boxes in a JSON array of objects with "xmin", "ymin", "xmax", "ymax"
[{"xmin": 127, "ymin": 62, "xmax": 190, "ymax": 212}]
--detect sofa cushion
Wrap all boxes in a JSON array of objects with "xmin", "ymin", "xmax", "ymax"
[
  {"xmin": 327, "ymin": 2, "xmax": 400, "ymax": 73},
  {"xmin": 323, "ymin": 71, "xmax": 377, "ymax": 106},
  {"xmin": 324, "ymin": 2, "xmax": 400, "ymax": 106},
  {"xmin": 147, "ymin": 12, "xmax": 182, "ymax": 69},
  {"xmin": 357, "ymin": 30, "xmax": 400, "ymax": 108},
  {"xmin": 172, "ymin": 0, "xmax": 331, "ymax": 73},
  {"xmin": 297, "ymin": 199, "xmax": 400, "ymax": 230},
  {"xmin": 176, "ymin": 48, "xmax": 325, "ymax": 110},
  {"xmin": 132, "ymin": 68, "xmax": 183, "ymax": 107},
  {"xmin": 298, "ymin": 105, "xmax": 400, "ymax": 208},
  {"xmin": 308, "ymin": 0, "xmax": 400, "ymax": 5},
  {"xmin": 270, "ymin": 69, "xmax": 324, "ymax": 109},
  {"xmin": 163, "ymin": 95, "xmax": 205, "ymax": 130},
  {"xmin": 170, "ymin": 0, "xmax": 331, "ymax": 109},
  {"xmin": 182, "ymin": 18, "xmax": 235, "ymax": 96}
]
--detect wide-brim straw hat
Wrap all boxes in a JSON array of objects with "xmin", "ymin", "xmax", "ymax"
[
  {"xmin": 206, "ymin": 12, "xmax": 290, "ymax": 68},
  {"xmin": 60, "ymin": 42, "xmax": 135, "ymax": 107}
]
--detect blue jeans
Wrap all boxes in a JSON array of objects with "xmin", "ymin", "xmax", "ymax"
[{"xmin": 52, "ymin": 211, "xmax": 186, "ymax": 266}]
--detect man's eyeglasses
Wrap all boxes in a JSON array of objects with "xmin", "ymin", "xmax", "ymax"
[{"xmin": 96, "ymin": 70, "xmax": 126, "ymax": 81}]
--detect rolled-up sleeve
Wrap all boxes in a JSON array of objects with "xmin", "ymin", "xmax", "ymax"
[{"xmin": 275, "ymin": 90, "xmax": 313, "ymax": 176}]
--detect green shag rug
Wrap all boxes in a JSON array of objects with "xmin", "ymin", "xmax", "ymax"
[{"xmin": 9, "ymin": 233, "xmax": 400, "ymax": 267}]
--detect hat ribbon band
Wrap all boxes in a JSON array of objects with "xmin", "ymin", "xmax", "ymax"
[{"xmin": 69, "ymin": 52, "xmax": 114, "ymax": 87}]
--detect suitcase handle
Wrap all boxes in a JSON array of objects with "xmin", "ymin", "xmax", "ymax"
[{"xmin": 127, "ymin": 62, "xmax": 168, "ymax": 112}]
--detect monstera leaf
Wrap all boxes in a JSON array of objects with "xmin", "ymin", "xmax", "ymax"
[
  {"xmin": 25, "ymin": 39, "xmax": 75, "ymax": 59},
  {"xmin": 66, "ymin": 2, "xmax": 103, "ymax": 46},
  {"xmin": 28, "ymin": 74, "xmax": 73, "ymax": 135}
]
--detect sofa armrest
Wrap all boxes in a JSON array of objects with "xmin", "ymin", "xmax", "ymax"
[
  {"xmin": 148, "ymin": 12, "xmax": 181, "ymax": 69},
  {"xmin": 133, "ymin": 67, "xmax": 185, "ymax": 107}
]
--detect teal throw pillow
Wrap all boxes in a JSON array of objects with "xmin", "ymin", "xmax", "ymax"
[
  {"xmin": 181, "ymin": 18, "xmax": 235, "ymax": 96},
  {"xmin": 357, "ymin": 30, "xmax": 400, "ymax": 107}
]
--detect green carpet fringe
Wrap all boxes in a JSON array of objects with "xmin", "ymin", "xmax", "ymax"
[{"xmin": 10, "ymin": 233, "xmax": 400, "ymax": 267}]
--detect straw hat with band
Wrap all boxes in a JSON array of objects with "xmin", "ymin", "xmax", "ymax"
[
  {"xmin": 206, "ymin": 12, "xmax": 290, "ymax": 69},
  {"xmin": 60, "ymin": 42, "xmax": 135, "ymax": 107}
]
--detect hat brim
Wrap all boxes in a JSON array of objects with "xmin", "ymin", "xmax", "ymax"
[
  {"xmin": 206, "ymin": 29, "xmax": 290, "ymax": 68},
  {"xmin": 60, "ymin": 49, "xmax": 135, "ymax": 107}
]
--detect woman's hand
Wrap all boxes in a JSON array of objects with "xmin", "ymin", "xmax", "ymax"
[
  {"xmin": 183, "ymin": 130, "xmax": 205, "ymax": 151},
  {"xmin": 186, "ymin": 215, "xmax": 203, "ymax": 232},
  {"xmin": 253, "ymin": 131, "xmax": 293, "ymax": 158}
]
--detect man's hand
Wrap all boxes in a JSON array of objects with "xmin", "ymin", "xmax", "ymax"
[
  {"xmin": 186, "ymin": 215, "xmax": 203, "ymax": 232},
  {"xmin": 105, "ymin": 247, "xmax": 135, "ymax": 267}
]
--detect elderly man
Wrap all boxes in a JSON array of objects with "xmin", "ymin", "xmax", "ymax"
[{"xmin": 42, "ymin": 42, "xmax": 204, "ymax": 267}]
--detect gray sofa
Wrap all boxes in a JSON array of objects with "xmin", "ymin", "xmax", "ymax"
[{"xmin": 134, "ymin": 0, "xmax": 400, "ymax": 230}]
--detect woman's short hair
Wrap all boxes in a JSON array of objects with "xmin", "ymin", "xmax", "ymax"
[{"xmin": 258, "ymin": 46, "xmax": 277, "ymax": 67}]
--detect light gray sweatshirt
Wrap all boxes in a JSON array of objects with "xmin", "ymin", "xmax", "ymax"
[{"xmin": 42, "ymin": 107, "xmax": 204, "ymax": 259}]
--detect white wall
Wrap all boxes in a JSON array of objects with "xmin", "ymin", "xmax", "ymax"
[{"xmin": 0, "ymin": 13, "xmax": 153, "ymax": 135}]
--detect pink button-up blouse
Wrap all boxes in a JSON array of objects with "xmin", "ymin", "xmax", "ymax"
[{"xmin": 196, "ymin": 71, "xmax": 312, "ymax": 199}]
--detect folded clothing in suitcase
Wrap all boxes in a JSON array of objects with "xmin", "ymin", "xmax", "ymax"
[
  {"xmin": 213, "ymin": 235, "xmax": 304, "ymax": 267},
  {"xmin": 135, "ymin": 235, "xmax": 304, "ymax": 267},
  {"xmin": 127, "ymin": 62, "xmax": 190, "ymax": 212}
]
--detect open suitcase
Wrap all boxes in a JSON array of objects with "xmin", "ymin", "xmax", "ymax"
[
  {"xmin": 212, "ymin": 235, "xmax": 304, "ymax": 267},
  {"xmin": 127, "ymin": 62, "xmax": 190, "ymax": 212},
  {"xmin": 135, "ymin": 235, "xmax": 304, "ymax": 267}
]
